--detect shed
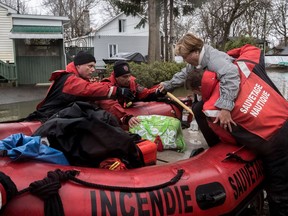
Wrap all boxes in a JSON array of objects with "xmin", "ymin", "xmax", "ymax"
[
  {"xmin": 8, "ymin": 14, "xmax": 69, "ymax": 85},
  {"xmin": 0, "ymin": 2, "xmax": 69, "ymax": 85}
]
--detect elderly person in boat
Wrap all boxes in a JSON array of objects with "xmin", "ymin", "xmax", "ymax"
[
  {"xmin": 97, "ymin": 60, "xmax": 164, "ymax": 128},
  {"xmin": 158, "ymin": 32, "xmax": 240, "ymax": 147},
  {"xmin": 186, "ymin": 63, "xmax": 288, "ymax": 216},
  {"xmin": 26, "ymin": 52, "xmax": 134, "ymax": 122}
]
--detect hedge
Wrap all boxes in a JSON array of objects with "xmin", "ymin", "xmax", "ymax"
[{"xmin": 104, "ymin": 61, "xmax": 186, "ymax": 88}]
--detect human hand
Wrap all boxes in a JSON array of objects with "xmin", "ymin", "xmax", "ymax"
[
  {"xmin": 116, "ymin": 87, "xmax": 135, "ymax": 101},
  {"xmin": 213, "ymin": 109, "xmax": 236, "ymax": 132},
  {"xmin": 157, "ymin": 83, "xmax": 166, "ymax": 93},
  {"xmin": 128, "ymin": 116, "xmax": 140, "ymax": 128},
  {"xmin": 89, "ymin": 77, "xmax": 99, "ymax": 82}
]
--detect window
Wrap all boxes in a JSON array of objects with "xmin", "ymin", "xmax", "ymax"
[
  {"xmin": 17, "ymin": 39, "xmax": 60, "ymax": 56},
  {"xmin": 109, "ymin": 44, "xmax": 117, "ymax": 57},
  {"xmin": 118, "ymin": 19, "xmax": 126, "ymax": 33}
]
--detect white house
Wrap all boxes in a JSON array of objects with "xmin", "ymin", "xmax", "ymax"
[
  {"xmin": 65, "ymin": 12, "xmax": 149, "ymax": 69},
  {"xmin": 0, "ymin": 2, "xmax": 17, "ymax": 63}
]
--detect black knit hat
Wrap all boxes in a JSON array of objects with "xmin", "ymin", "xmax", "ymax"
[
  {"xmin": 74, "ymin": 51, "xmax": 96, "ymax": 66},
  {"xmin": 113, "ymin": 60, "xmax": 131, "ymax": 77}
]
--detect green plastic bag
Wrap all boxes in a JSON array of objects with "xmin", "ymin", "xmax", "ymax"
[{"xmin": 129, "ymin": 115, "xmax": 186, "ymax": 152}]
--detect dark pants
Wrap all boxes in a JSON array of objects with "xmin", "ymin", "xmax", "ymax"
[
  {"xmin": 192, "ymin": 100, "xmax": 220, "ymax": 147},
  {"xmin": 267, "ymin": 191, "xmax": 288, "ymax": 216},
  {"xmin": 232, "ymin": 121, "xmax": 288, "ymax": 216}
]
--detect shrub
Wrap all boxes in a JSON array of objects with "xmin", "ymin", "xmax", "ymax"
[
  {"xmin": 105, "ymin": 61, "xmax": 186, "ymax": 88},
  {"xmin": 224, "ymin": 37, "xmax": 256, "ymax": 52}
]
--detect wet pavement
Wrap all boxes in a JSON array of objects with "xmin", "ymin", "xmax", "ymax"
[{"xmin": 0, "ymin": 85, "xmax": 49, "ymax": 105}]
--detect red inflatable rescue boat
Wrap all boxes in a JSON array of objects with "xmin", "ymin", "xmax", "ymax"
[
  {"xmin": 0, "ymin": 142, "xmax": 264, "ymax": 216},
  {"xmin": 0, "ymin": 99, "xmax": 264, "ymax": 215}
]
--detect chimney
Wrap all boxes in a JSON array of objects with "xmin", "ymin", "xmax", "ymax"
[{"xmin": 83, "ymin": 9, "xmax": 90, "ymax": 35}]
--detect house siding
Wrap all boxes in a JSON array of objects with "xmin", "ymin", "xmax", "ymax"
[
  {"xmin": 93, "ymin": 13, "xmax": 149, "ymax": 68},
  {"xmin": 98, "ymin": 14, "xmax": 148, "ymax": 36},
  {"xmin": 13, "ymin": 18, "xmax": 63, "ymax": 26},
  {"xmin": 0, "ymin": 6, "xmax": 14, "ymax": 63},
  {"xmin": 64, "ymin": 13, "xmax": 149, "ymax": 69},
  {"xmin": 94, "ymin": 35, "xmax": 148, "ymax": 68}
]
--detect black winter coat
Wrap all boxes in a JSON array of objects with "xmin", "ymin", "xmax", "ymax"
[{"xmin": 33, "ymin": 101, "xmax": 144, "ymax": 168}]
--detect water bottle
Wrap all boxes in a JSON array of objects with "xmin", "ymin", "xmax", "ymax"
[{"xmin": 182, "ymin": 109, "xmax": 189, "ymax": 122}]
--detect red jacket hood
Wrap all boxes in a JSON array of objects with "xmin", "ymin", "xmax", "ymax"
[{"xmin": 49, "ymin": 62, "xmax": 79, "ymax": 81}]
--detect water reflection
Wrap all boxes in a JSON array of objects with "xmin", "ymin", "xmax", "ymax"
[{"xmin": 0, "ymin": 100, "xmax": 40, "ymax": 122}]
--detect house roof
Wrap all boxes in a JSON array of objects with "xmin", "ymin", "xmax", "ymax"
[
  {"xmin": 10, "ymin": 25, "xmax": 64, "ymax": 39},
  {"xmin": 265, "ymin": 55, "xmax": 288, "ymax": 67},
  {"xmin": 279, "ymin": 46, "xmax": 288, "ymax": 54},
  {"xmin": 11, "ymin": 25, "xmax": 63, "ymax": 33},
  {"xmin": 9, "ymin": 13, "xmax": 69, "ymax": 22},
  {"xmin": 96, "ymin": 12, "xmax": 124, "ymax": 32},
  {"xmin": 0, "ymin": 2, "xmax": 17, "ymax": 13},
  {"xmin": 266, "ymin": 46, "xmax": 288, "ymax": 55},
  {"xmin": 264, "ymin": 46, "xmax": 288, "ymax": 67},
  {"xmin": 95, "ymin": 12, "xmax": 145, "ymax": 33},
  {"xmin": 92, "ymin": 12, "xmax": 148, "ymax": 37},
  {"xmin": 7, "ymin": 13, "xmax": 69, "ymax": 39}
]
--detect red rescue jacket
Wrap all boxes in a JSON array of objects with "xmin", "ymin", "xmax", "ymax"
[
  {"xmin": 202, "ymin": 45, "xmax": 288, "ymax": 140},
  {"xmin": 98, "ymin": 72, "xmax": 158, "ymax": 122},
  {"xmin": 36, "ymin": 62, "xmax": 116, "ymax": 118}
]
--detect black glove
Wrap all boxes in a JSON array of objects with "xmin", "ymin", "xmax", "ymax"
[
  {"xmin": 155, "ymin": 89, "xmax": 167, "ymax": 97},
  {"xmin": 116, "ymin": 87, "xmax": 135, "ymax": 101}
]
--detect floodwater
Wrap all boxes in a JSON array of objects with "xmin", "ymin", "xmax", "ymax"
[{"xmin": 0, "ymin": 100, "xmax": 41, "ymax": 122}]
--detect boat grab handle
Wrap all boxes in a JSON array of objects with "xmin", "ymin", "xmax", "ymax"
[
  {"xmin": 70, "ymin": 168, "xmax": 185, "ymax": 192},
  {"xmin": 196, "ymin": 182, "xmax": 227, "ymax": 210},
  {"xmin": 197, "ymin": 191, "xmax": 226, "ymax": 203}
]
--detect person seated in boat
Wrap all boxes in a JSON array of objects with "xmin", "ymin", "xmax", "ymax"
[
  {"xmin": 25, "ymin": 51, "xmax": 135, "ymax": 122},
  {"xmin": 185, "ymin": 67, "xmax": 288, "ymax": 216},
  {"xmin": 97, "ymin": 60, "xmax": 165, "ymax": 128},
  {"xmin": 157, "ymin": 32, "xmax": 240, "ymax": 147}
]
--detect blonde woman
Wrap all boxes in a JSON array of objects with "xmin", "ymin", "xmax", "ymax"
[{"xmin": 158, "ymin": 32, "xmax": 239, "ymax": 146}]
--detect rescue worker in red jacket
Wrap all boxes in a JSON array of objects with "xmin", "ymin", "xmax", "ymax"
[
  {"xmin": 26, "ymin": 52, "xmax": 134, "ymax": 122},
  {"xmin": 186, "ymin": 66, "xmax": 288, "ymax": 216},
  {"xmin": 98, "ymin": 60, "xmax": 163, "ymax": 128}
]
